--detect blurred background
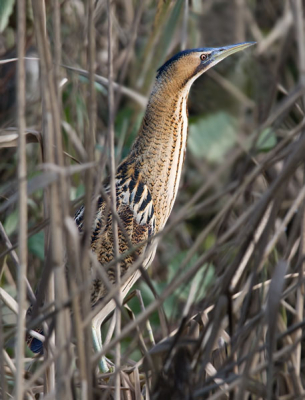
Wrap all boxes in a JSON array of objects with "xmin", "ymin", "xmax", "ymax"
[{"xmin": 1, "ymin": 0, "xmax": 305, "ymax": 398}]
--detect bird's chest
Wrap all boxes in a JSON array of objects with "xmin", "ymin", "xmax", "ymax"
[{"xmin": 148, "ymin": 109, "xmax": 188, "ymax": 230}]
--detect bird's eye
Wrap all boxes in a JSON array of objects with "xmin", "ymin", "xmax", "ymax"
[{"xmin": 200, "ymin": 54, "xmax": 208, "ymax": 61}]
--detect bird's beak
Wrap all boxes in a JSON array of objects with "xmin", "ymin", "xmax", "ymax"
[
  {"xmin": 198, "ymin": 41, "xmax": 255, "ymax": 74},
  {"xmin": 212, "ymin": 42, "xmax": 256, "ymax": 63}
]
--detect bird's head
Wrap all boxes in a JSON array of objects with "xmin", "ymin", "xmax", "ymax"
[{"xmin": 156, "ymin": 42, "xmax": 255, "ymax": 91}]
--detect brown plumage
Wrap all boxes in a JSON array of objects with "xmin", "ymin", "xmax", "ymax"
[{"xmin": 27, "ymin": 42, "xmax": 254, "ymax": 369}]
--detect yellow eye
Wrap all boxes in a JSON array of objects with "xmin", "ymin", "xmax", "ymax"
[{"xmin": 200, "ymin": 54, "xmax": 208, "ymax": 61}]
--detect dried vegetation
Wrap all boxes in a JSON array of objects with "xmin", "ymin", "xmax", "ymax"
[{"xmin": 1, "ymin": 0, "xmax": 305, "ymax": 399}]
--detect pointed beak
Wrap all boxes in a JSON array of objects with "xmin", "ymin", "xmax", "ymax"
[{"xmin": 212, "ymin": 42, "xmax": 256, "ymax": 62}]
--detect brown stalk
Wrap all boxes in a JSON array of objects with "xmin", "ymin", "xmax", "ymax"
[
  {"xmin": 266, "ymin": 260, "xmax": 288, "ymax": 399},
  {"xmin": 106, "ymin": 0, "xmax": 121, "ymax": 395},
  {"xmin": 234, "ymin": 0, "xmax": 245, "ymax": 42},
  {"xmin": 0, "ymin": 222, "xmax": 35, "ymax": 303},
  {"xmin": 71, "ymin": 0, "xmax": 97, "ymax": 398},
  {"xmin": 14, "ymin": 0, "xmax": 27, "ymax": 398},
  {"xmin": 181, "ymin": 0, "xmax": 188, "ymax": 50},
  {"xmin": 0, "ymin": 289, "xmax": 7, "ymax": 400},
  {"xmin": 291, "ymin": 0, "xmax": 305, "ymax": 380},
  {"xmin": 31, "ymin": 0, "xmax": 72, "ymax": 396}
]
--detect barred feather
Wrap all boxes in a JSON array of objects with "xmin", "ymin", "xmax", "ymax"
[{"xmin": 74, "ymin": 161, "xmax": 156, "ymax": 306}]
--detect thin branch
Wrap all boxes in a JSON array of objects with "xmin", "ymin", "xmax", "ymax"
[
  {"xmin": 0, "ymin": 222, "xmax": 35, "ymax": 303},
  {"xmin": 181, "ymin": 0, "xmax": 188, "ymax": 50},
  {"xmin": 107, "ymin": 0, "xmax": 121, "ymax": 396},
  {"xmin": 0, "ymin": 295, "xmax": 7, "ymax": 400},
  {"xmin": 15, "ymin": 0, "xmax": 27, "ymax": 397},
  {"xmin": 62, "ymin": 64, "xmax": 147, "ymax": 108},
  {"xmin": 291, "ymin": 0, "xmax": 305, "ymax": 380},
  {"xmin": 79, "ymin": 0, "xmax": 96, "ymax": 396},
  {"xmin": 31, "ymin": 0, "xmax": 72, "ymax": 396}
]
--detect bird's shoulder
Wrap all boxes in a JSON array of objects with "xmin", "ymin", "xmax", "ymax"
[
  {"xmin": 116, "ymin": 160, "xmax": 156, "ymax": 232},
  {"xmin": 74, "ymin": 159, "xmax": 156, "ymax": 239}
]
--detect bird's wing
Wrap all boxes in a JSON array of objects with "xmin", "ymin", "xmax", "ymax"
[
  {"xmin": 74, "ymin": 169, "xmax": 156, "ymax": 303},
  {"xmin": 74, "ymin": 174, "xmax": 156, "ymax": 241}
]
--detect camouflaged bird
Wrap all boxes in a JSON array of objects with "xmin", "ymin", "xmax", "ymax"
[{"xmin": 26, "ymin": 42, "xmax": 254, "ymax": 369}]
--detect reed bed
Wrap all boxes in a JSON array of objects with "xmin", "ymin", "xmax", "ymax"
[{"xmin": 1, "ymin": 0, "xmax": 305, "ymax": 398}]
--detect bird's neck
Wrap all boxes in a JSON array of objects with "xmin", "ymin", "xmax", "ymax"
[{"xmin": 128, "ymin": 84, "xmax": 191, "ymax": 230}]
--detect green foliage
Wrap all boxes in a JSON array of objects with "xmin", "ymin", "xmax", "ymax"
[
  {"xmin": 1, "ymin": 284, "xmax": 16, "ymax": 326},
  {"xmin": 70, "ymin": 183, "xmax": 85, "ymax": 201},
  {"xmin": 28, "ymin": 231, "xmax": 44, "ymax": 260},
  {"xmin": 166, "ymin": 252, "xmax": 215, "ymax": 304},
  {"xmin": 188, "ymin": 112, "xmax": 237, "ymax": 162},
  {"xmin": 0, "ymin": 0, "xmax": 15, "ymax": 33},
  {"xmin": 189, "ymin": 114, "xmax": 277, "ymax": 162},
  {"xmin": 115, "ymin": 107, "xmax": 144, "ymax": 155},
  {"xmin": 3, "ymin": 209, "xmax": 18, "ymax": 236},
  {"xmin": 256, "ymin": 127, "xmax": 277, "ymax": 152}
]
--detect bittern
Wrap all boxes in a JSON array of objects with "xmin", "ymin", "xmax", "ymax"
[{"xmin": 27, "ymin": 42, "xmax": 254, "ymax": 372}]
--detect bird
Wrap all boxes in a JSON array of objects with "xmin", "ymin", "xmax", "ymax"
[{"xmin": 26, "ymin": 41, "xmax": 254, "ymax": 372}]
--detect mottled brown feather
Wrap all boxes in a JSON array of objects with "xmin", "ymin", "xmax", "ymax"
[{"xmin": 75, "ymin": 161, "xmax": 156, "ymax": 305}]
